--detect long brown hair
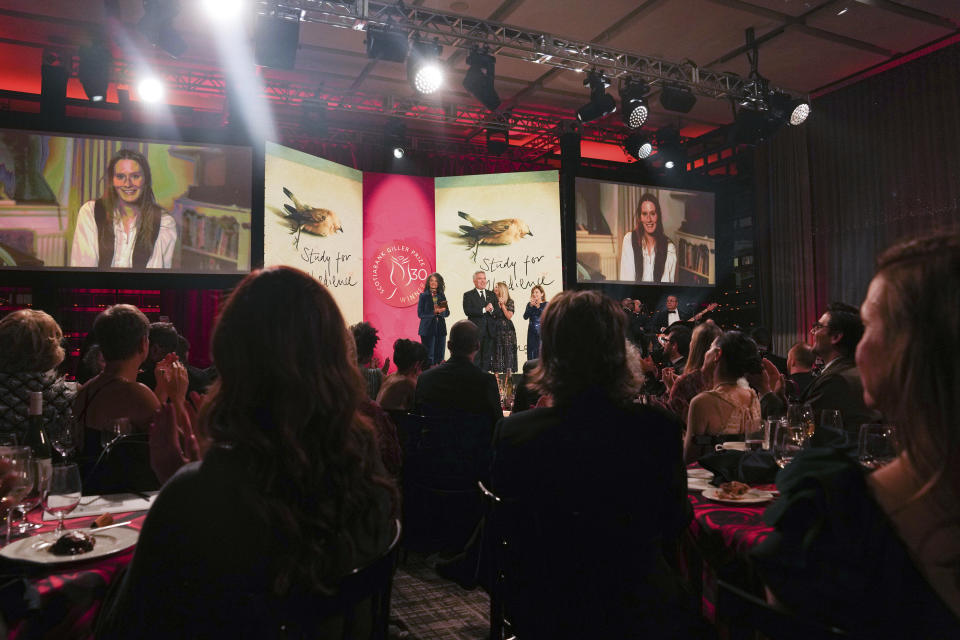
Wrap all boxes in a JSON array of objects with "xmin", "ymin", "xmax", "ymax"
[
  {"xmin": 685, "ymin": 321, "xmax": 722, "ymax": 374},
  {"xmin": 101, "ymin": 149, "xmax": 163, "ymax": 256},
  {"xmin": 531, "ymin": 290, "xmax": 641, "ymax": 405},
  {"xmin": 636, "ymin": 193, "xmax": 669, "ymax": 282},
  {"xmin": 198, "ymin": 266, "xmax": 396, "ymax": 594},
  {"xmin": 872, "ymin": 234, "xmax": 960, "ymax": 502}
]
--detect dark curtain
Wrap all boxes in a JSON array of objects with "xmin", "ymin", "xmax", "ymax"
[
  {"xmin": 160, "ymin": 289, "xmax": 224, "ymax": 368},
  {"xmin": 757, "ymin": 42, "xmax": 960, "ymax": 354}
]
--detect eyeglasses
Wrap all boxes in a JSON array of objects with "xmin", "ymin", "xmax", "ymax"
[{"xmin": 809, "ymin": 322, "xmax": 828, "ymax": 333}]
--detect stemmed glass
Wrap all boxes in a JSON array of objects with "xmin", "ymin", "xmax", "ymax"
[
  {"xmin": 50, "ymin": 411, "xmax": 82, "ymax": 461},
  {"xmin": 42, "ymin": 463, "xmax": 82, "ymax": 537},
  {"xmin": 101, "ymin": 417, "xmax": 131, "ymax": 450},
  {"xmin": 787, "ymin": 403, "xmax": 816, "ymax": 439},
  {"xmin": 773, "ymin": 422, "xmax": 807, "ymax": 469},
  {"xmin": 858, "ymin": 424, "xmax": 898, "ymax": 470},
  {"xmin": 0, "ymin": 446, "xmax": 35, "ymax": 545}
]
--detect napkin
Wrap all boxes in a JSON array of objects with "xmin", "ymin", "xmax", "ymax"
[
  {"xmin": 41, "ymin": 492, "xmax": 157, "ymax": 521},
  {"xmin": 698, "ymin": 449, "xmax": 779, "ymax": 485}
]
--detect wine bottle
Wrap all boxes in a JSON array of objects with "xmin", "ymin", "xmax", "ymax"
[{"xmin": 24, "ymin": 391, "xmax": 53, "ymax": 488}]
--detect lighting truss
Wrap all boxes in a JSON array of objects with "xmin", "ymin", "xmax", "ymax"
[{"xmin": 270, "ymin": 0, "xmax": 754, "ymax": 101}]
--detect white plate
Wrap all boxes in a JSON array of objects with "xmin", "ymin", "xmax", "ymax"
[
  {"xmin": 0, "ymin": 527, "xmax": 139, "ymax": 564},
  {"xmin": 687, "ymin": 477, "xmax": 712, "ymax": 491},
  {"xmin": 701, "ymin": 487, "xmax": 774, "ymax": 505},
  {"xmin": 687, "ymin": 468, "xmax": 714, "ymax": 479}
]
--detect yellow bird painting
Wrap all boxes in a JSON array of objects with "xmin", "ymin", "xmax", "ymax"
[
  {"xmin": 457, "ymin": 210, "xmax": 533, "ymax": 259},
  {"xmin": 280, "ymin": 187, "xmax": 344, "ymax": 248}
]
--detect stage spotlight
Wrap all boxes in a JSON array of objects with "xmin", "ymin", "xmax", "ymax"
[
  {"xmin": 620, "ymin": 78, "xmax": 649, "ymax": 129},
  {"xmin": 408, "ymin": 39, "xmax": 444, "ymax": 94},
  {"xmin": 78, "ymin": 43, "xmax": 111, "ymax": 102},
  {"xmin": 624, "ymin": 132, "xmax": 653, "ymax": 160},
  {"xmin": 393, "ymin": 146, "xmax": 405, "ymax": 159},
  {"xmin": 366, "ymin": 27, "xmax": 409, "ymax": 63},
  {"xmin": 486, "ymin": 128, "xmax": 508, "ymax": 155},
  {"xmin": 767, "ymin": 91, "xmax": 810, "ymax": 126},
  {"xmin": 202, "ymin": 0, "xmax": 244, "ymax": 19},
  {"xmin": 386, "ymin": 119, "xmax": 407, "ymax": 158},
  {"xmin": 732, "ymin": 107, "xmax": 779, "ymax": 145},
  {"xmin": 137, "ymin": 76, "xmax": 166, "ymax": 103},
  {"xmin": 138, "ymin": 0, "xmax": 187, "ymax": 58},
  {"xmin": 576, "ymin": 71, "xmax": 616, "ymax": 123},
  {"xmin": 655, "ymin": 127, "xmax": 685, "ymax": 171},
  {"xmin": 659, "ymin": 84, "xmax": 697, "ymax": 114},
  {"xmin": 463, "ymin": 48, "xmax": 500, "ymax": 111},
  {"xmin": 665, "ymin": 160, "xmax": 676, "ymax": 169}
]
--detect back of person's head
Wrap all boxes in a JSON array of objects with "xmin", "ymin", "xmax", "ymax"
[
  {"xmin": 349, "ymin": 322, "xmax": 379, "ymax": 364},
  {"xmin": 666, "ymin": 325, "xmax": 692, "ymax": 358},
  {"xmin": 149, "ymin": 322, "xmax": 179, "ymax": 355},
  {"xmin": 0, "ymin": 309, "xmax": 65, "ymax": 374},
  {"xmin": 750, "ymin": 326, "xmax": 772, "ymax": 351},
  {"xmin": 871, "ymin": 233, "xmax": 960, "ymax": 498},
  {"xmin": 392, "ymin": 339, "xmax": 427, "ymax": 373},
  {"xmin": 825, "ymin": 301, "xmax": 863, "ymax": 357},
  {"xmin": 716, "ymin": 331, "xmax": 763, "ymax": 379},
  {"xmin": 175, "ymin": 335, "xmax": 190, "ymax": 363},
  {"xmin": 532, "ymin": 290, "xmax": 640, "ymax": 404},
  {"xmin": 94, "ymin": 304, "xmax": 149, "ymax": 363},
  {"xmin": 200, "ymin": 266, "xmax": 395, "ymax": 595},
  {"xmin": 448, "ymin": 320, "xmax": 479, "ymax": 357},
  {"xmin": 787, "ymin": 342, "xmax": 815, "ymax": 371},
  {"xmin": 685, "ymin": 322, "xmax": 723, "ymax": 374}
]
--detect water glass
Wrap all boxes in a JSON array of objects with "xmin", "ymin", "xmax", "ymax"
[
  {"xmin": 787, "ymin": 403, "xmax": 816, "ymax": 439},
  {"xmin": 820, "ymin": 410, "xmax": 843, "ymax": 432},
  {"xmin": 746, "ymin": 420, "xmax": 769, "ymax": 451},
  {"xmin": 42, "ymin": 463, "xmax": 82, "ymax": 537},
  {"xmin": 773, "ymin": 423, "xmax": 806, "ymax": 469},
  {"xmin": 858, "ymin": 424, "xmax": 897, "ymax": 470},
  {"xmin": 51, "ymin": 411, "xmax": 81, "ymax": 460},
  {"xmin": 0, "ymin": 446, "xmax": 35, "ymax": 544}
]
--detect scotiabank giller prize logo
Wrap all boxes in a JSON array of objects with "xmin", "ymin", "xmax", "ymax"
[{"xmin": 369, "ymin": 242, "xmax": 432, "ymax": 308}]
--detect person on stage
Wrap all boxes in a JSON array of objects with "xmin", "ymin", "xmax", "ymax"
[
  {"xmin": 490, "ymin": 282, "xmax": 518, "ymax": 374},
  {"xmin": 70, "ymin": 149, "xmax": 177, "ymax": 269},
  {"xmin": 462, "ymin": 270, "xmax": 497, "ymax": 368},
  {"xmin": 523, "ymin": 285, "xmax": 547, "ymax": 360},
  {"xmin": 619, "ymin": 193, "xmax": 676, "ymax": 283},
  {"xmin": 417, "ymin": 272, "xmax": 450, "ymax": 366}
]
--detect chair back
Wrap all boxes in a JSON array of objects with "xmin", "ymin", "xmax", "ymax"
[
  {"xmin": 717, "ymin": 579, "xmax": 855, "ymax": 640},
  {"xmin": 83, "ymin": 433, "xmax": 160, "ymax": 495}
]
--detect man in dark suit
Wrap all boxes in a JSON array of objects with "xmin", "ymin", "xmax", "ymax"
[
  {"xmin": 647, "ymin": 294, "xmax": 689, "ymax": 334},
  {"xmin": 785, "ymin": 342, "xmax": 816, "ymax": 401},
  {"xmin": 415, "ymin": 319, "xmax": 503, "ymax": 427},
  {"xmin": 802, "ymin": 302, "xmax": 881, "ymax": 435},
  {"xmin": 461, "ymin": 270, "xmax": 497, "ymax": 368}
]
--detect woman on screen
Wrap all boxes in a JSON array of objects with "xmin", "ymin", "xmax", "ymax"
[
  {"xmin": 70, "ymin": 149, "xmax": 177, "ymax": 269},
  {"xmin": 417, "ymin": 272, "xmax": 450, "ymax": 366},
  {"xmin": 619, "ymin": 193, "xmax": 676, "ymax": 283}
]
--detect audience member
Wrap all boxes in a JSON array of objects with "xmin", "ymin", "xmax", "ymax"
[
  {"xmin": 622, "ymin": 298, "xmax": 648, "ymax": 355},
  {"xmin": 491, "ymin": 290, "xmax": 694, "ymax": 638},
  {"xmin": 136, "ymin": 322, "xmax": 179, "ymax": 391},
  {"xmin": 800, "ymin": 302, "xmax": 880, "ymax": 434},
  {"xmin": 350, "ymin": 321, "xmax": 387, "ymax": 399},
  {"xmin": 510, "ymin": 358, "xmax": 541, "ymax": 413},
  {"xmin": 785, "ymin": 342, "xmax": 816, "ymax": 400},
  {"xmin": 660, "ymin": 321, "xmax": 723, "ymax": 424},
  {"xmin": 648, "ymin": 294, "xmax": 688, "ymax": 333},
  {"xmin": 683, "ymin": 331, "xmax": 763, "ymax": 463},
  {"xmin": 752, "ymin": 233, "xmax": 960, "ymax": 635},
  {"xmin": 377, "ymin": 339, "xmax": 428, "ymax": 412},
  {"xmin": 661, "ymin": 323, "xmax": 692, "ymax": 375},
  {"xmin": 98, "ymin": 266, "xmax": 397, "ymax": 638},
  {"xmin": 0, "ymin": 310, "xmax": 75, "ymax": 443},
  {"xmin": 175, "ymin": 334, "xmax": 212, "ymax": 395},
  {"xmin": 414, "ymin": 320, "xmax": 502, "ymax": 427}
]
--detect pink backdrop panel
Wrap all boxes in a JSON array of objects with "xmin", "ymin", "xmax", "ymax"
[{"xmin": 362, "ymin": 172, "xmax": 436, "ymax": 372}]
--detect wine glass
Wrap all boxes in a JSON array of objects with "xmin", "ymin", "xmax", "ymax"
[
  {"xmin": 0, "ymin": 446, "xmax": 35, "ymax": 544},
  {"xmin": 51, "ymin": 411, "xmax": 81, "ymax": 461},
  {"xmin": 42, "ymin": 463, "xmax": 82, "ymax": 537},
  {"xmin": 773, "ymin": 423, "xmax": 806, "ymax": 469},
  {"xmin": 787, "ymin": 403, "xmax": 816, "ymax": 439},
  {"xmin": 858, "ymin": 424, "xmax": 897, "ymax": 470},
  {"xmin": 101, "ymin": 417, "xmax": 131, "ymax": 450}
]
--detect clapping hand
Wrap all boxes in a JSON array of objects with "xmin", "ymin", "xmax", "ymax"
[
  {"xmin": 662, "ymin": 367, "xmax": 678, "ymax": 391},
  {"xmin": 484, "ymin": 302, "xmax": 494, "ymax": 313},
  {"xmin": 154, "ymin": 355, "xmax": 188, "ymax": 404}
]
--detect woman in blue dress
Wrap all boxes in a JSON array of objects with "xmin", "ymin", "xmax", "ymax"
[
  {"xmin": 523, "ymin": 285, "xmax": 547, "ymax": 360},
  {"xmin": 417, "ymin": 273, "xmax": 450, "ymax": 366}
]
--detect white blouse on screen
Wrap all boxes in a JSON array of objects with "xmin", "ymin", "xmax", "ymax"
[{"xmin": 70, "ymin": 200, "xmax": 177, "ymax": 269}]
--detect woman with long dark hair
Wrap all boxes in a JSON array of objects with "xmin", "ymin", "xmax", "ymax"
[
  {"xmin": 618, "ymin": 193, "xmax": 676, "ymax": 283},
  {"xmin": 70, "ymin": 148, "xmax": 177, "ymax": 269},
  {"xmin": 752, "ymin": 234, "xmax": 960, "ymax": 635},
  {"xmin": 417, "ymin": 272, "xmax": 450, "ymax": 366},
  {"xmin": 99, "ymin": 266, "xmax": 396, "ymax": 637}
]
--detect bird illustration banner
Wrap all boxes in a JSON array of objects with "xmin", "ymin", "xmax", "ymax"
[
  {"xmin": 435, "ymin": 170, "xmax": 562, "ymax": 367},
  {"xmin": 264, "ymin": 141, "xmax": 364, "ymax": 325}
]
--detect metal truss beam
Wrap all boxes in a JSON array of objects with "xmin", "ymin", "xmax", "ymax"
[{"xmin": 275, "ymin": 0, "xmax": 755, "ymax": 99}]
